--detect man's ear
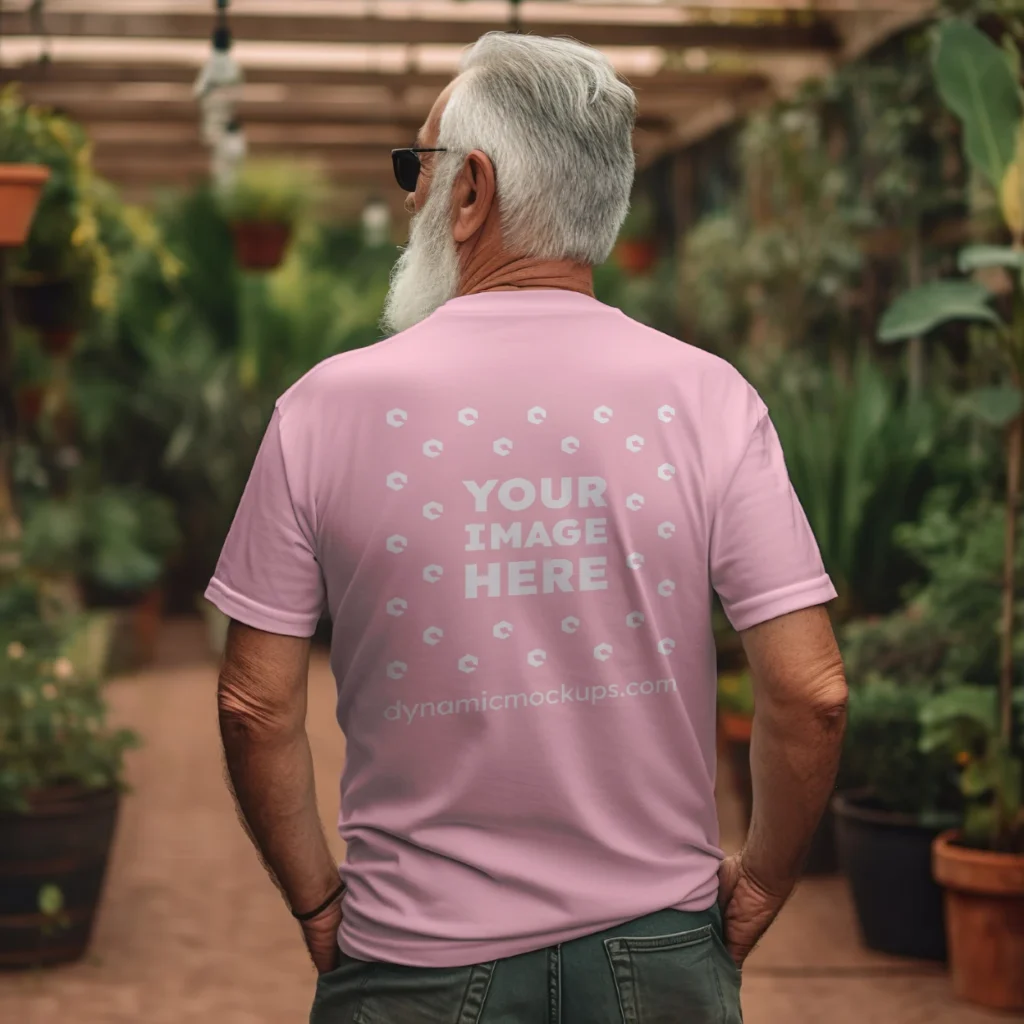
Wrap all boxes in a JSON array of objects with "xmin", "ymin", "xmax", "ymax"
[{"xmin": 453, "ymin": 150, "xmax": 497, "ymax": 244}]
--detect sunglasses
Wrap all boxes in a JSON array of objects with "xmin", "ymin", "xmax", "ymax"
[{"xmin": 391, "ymin": 147, "xmax": 448, "ymax": 192}]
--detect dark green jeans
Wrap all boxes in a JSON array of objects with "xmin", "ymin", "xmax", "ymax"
[{"xmin": 310, "ymin": 905, "xmax": 742, "ymax": 1024}]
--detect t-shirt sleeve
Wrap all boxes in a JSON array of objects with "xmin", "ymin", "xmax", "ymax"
[
  {"xmin": 709, "ymin": 409, "xmax": 837, "ymax": 632},
  {"xmin": 205, "ymin": 406, "xmax": 325, "ymax": 637}
]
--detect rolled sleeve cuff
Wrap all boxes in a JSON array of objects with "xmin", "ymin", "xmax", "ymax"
[
  {"xmin": 205, "ymin": 576, "xmax": 321, "ymax": 638},
  {"xmin": 723, "ymin": 574, "xmax": 838, "ymax": 633}
]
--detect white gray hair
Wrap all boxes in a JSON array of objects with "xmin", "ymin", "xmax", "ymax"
[{"xmin": 438, "ymin": 32, "xmax": 638, "ymax": 266}]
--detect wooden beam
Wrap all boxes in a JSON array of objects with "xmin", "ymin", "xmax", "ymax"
[
  {"xmin": 0, "ymin": 8, "xmax": 841, "ymax": 53},
  {"xmin": 19, "ymin": 95, "xmax": 677, "ymax": 133},
  {"xmin": 8, "ymin": 59, "xmax": 769, "ymax": 97},
  {"xmin": 82, "ymin": 121, "xmax": 413, "ymax": 148},
  {"xmin": 17, "ymin": 82, "xmax": 719, "ymax": 130},
  {"xmin": 92, "ymin": 154, "xmax": 398, "ymax": 184}
]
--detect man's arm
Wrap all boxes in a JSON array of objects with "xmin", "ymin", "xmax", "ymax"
[
  {"xmin": 743, "ymin": 604, "xmax": 848, "ymax": 886},
  {"xmin": 217, "ymin": 620, "xmax": 342, "ymax": 969},
  {"xmin": 718, "ymin": 605, "xmax": 848, "ymax": 962}
]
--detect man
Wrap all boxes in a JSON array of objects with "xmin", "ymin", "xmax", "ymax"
[{"xmin": 209, "ymin": 31, "xmax": 848, "ymax": 1024}]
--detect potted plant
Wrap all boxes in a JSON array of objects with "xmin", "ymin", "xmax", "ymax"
[
  {"xmin": 0, "ymin": 87, "xmax": 50, "ymax": 250},
  {"xmin": 0, "ymin": 88, "xmax": 90, "ymax": 350},
  {"xmin": 919, "ymin": 686, "xmax": 1024, "ymax": 1009},
  {"xmin": 614, "ymin": 193, "xmax": 658, "ymax": 275},
  {"xmin": 19, "ymin": 485, "xmax": 180, "ymax": 674},
  {"xmin": 0, "ymin": 166, "xmax": 49, "ymax": 250},
  {"xmin": 878, "ymin": 19, "xmax": 1024, "ymax": 1010},
  {"xmin": 0, "ymin": 568, "xmax": 137, "ymax": 968},
  {"xmin": 217, "ymin": 160, "xmax": 323, "ymax": 271},
  {"xmin": 833, "ymin": 672, "xmax": 961, "ymax": 961}
]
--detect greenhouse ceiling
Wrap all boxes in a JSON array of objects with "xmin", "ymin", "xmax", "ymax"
[{"xmin": 1, "ymin": 0, "xmax": 937, "ymax": 202}]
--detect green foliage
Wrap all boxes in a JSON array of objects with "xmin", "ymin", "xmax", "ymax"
[
  {"xmin": 0, "ymin": 85, "xmax": 179, "ymax": 311},
  {"xmin": 72, "ymin": 190, "xmax": 393, "ymax": 588},
  {"xmin": 958, "ymin": 244, "xmax": 1024, "ymax": 271},
  {"xmin": 932, "ymin": 19, "xmax": 1022, "ymax": 191},
  {"xmin": 878, "ymin": 280, "xmax": 999, "ymax": 340},
  {"xmin": 750, "ymin": 352, "xmax": 939, "ymax": 618},
  {"xmin": 919, "ymin": 686, "xmax": 1024, "ymax": 851},
  {"xmin": 216, "ymin": 160, "xmax": 326, "ymax": 225},
  {"xmin": 18, "ymin": 486, "xmax": 180, "ymax": 600},
  {"xmin": 0, "ymin": 574, "xmax": 139, "ymax": 812},
  {"xmin": 840, "ymin": 676, "xmax": 962, "ymax": 819},
  {"xmin": 875, "ymin": 17, "xmax": 1024, "ymax": 852},
  {"xmin": 594, "ymin": 254, "xmax": 680, "ymax": 335},
  {"xmin": 619, "ymin": 193, "xmax": 656, "ymax": 241},
  {"xmin": 680, "ymin": 96, "xmax": 866, "ymax": 361},
  {"xmin": 847, "ymin": 490, "xmax": 1022, "ymax": 689},
  {"xmin": 959, "ymin": 385, "xmax": 1023, "ymax": 427}
]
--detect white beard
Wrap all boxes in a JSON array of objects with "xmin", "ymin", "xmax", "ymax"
[{"xmin": 381, "ymin": 174, "xmax": 461, "ymax": 335}]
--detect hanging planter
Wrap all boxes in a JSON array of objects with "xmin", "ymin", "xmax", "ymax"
[
  {"xmin": 0, "ymin": 165, "xmax": 50, "ymax": 248},
  {"xmin": 218, "ymin": 160, "xmax": 326, "ymax": 272},
  {"xmin": 229, "ymin": 220, "xmax": 292, "ymax": 272}
]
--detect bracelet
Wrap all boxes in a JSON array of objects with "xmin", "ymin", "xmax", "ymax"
[{"xmin": 292, "ymin": 882, "xmax": 345, "ymax": 922}]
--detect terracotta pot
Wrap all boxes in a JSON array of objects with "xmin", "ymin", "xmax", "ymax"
[
  {"xmin": 932, "ymin": 830, "xmax": 1024, "ymax": 1011},
  {"xmin": 0, "ymin": 787, "xmax": 120, "ymax": 969},
  {"xmin": 230, "ymin": 220, "xmax": 292, "ymax": 271},
  {"xmin": 615, "ymin": 238, "xmax": 658, "ymax": 275},
  {"xmin": 0, "ymin": 165, "xmax": 50, "ymax": 248}
]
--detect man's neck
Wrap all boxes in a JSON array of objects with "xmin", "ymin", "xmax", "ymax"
[{"xmin": 458, "ymin": 254, "xmax": 594, "ymax": 299}]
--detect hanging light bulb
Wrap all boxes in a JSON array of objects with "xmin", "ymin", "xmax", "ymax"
[
  {"xmin": 362, "ymin": 197, "xmax": 392, "ymax": 248},
  {"xmin": 194, "ymin": 0, "xmax": 244, "ymax": 147}
]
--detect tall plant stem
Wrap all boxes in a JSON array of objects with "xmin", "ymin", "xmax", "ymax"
[{"xmin": 1001, "ymin": 410, "xmax": 1022, "ymax": 748}]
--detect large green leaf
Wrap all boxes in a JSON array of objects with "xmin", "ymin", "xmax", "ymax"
[
  {"xmin": 961, "ymin": 385, "xmax": 1024, "ymax": 427},
  {"xmin": 878, "ymin": 280, "xmax": 999, "ymax": 342},
  {"xmin": 921, "ymin": 686, "xmax": 998, "ymax": 733},
  {"xmin": 933, "ymin": 20, "xmax": 1022, "ymax": 190},
  {"xmin": 958, "ymin": 244, "xmax": 1024, "ymax": 271}
]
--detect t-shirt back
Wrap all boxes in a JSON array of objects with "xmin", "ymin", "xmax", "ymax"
[{"xmin": 206, "ymin": 289, "xmax": 836, "ymax": 968}]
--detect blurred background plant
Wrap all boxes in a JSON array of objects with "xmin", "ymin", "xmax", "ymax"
[
  {"xmin": 0, "ymin": 567, "xmax": 137, "ymax": 812},
  {"xmin": 216, "ymin": 159, "xmax": 326, "ymax": 227}
]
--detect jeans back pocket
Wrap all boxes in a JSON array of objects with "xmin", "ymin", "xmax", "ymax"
[{"xmin": 604, "ymin": 923, "xmax": 741, "ymax": 1024}]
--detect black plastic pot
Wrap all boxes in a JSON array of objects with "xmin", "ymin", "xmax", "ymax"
[
  {"xmin": 0, "ymin": 787, "xmax": 120, "ymax": 969},
  {"xmin": 834, "ymin": 790, "xmax": 957, "ymax": 961}
]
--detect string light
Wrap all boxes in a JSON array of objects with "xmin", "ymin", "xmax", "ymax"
[{"xmin": 194, "ymin": 0, "xmax": 245, "ymax": 149}]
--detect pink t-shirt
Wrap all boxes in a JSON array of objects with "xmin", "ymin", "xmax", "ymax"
[{"xmin": 206, "ymin": 289, "xmax": 836, "ymax": 968}]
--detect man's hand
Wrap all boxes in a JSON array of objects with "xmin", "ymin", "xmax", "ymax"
[
  {"xmin": 717, "ymin": 852, "xmax": 793, "ymax": 967},
  {"xmin": 300, "ymin": 899, "xmax": 343, "ymax": 975}
]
